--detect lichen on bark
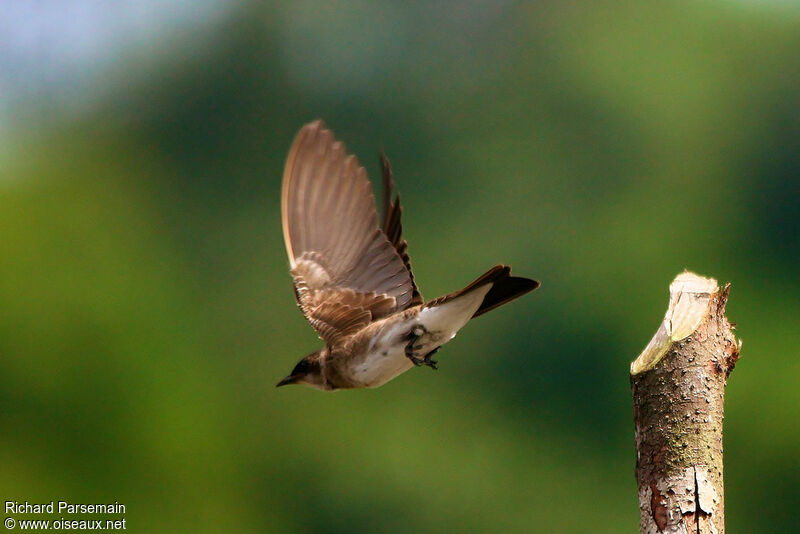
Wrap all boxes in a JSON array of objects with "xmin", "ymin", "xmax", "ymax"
[{"xmin": 631, "ymin": 272, "xmax": 740, "ymax": 534}]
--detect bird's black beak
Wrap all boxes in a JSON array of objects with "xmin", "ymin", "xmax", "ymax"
[{"xmin": 276, "ymin": 375, "xmax": 297, "ymax": 387}]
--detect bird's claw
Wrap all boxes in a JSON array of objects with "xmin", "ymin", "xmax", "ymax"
[
  {"xmin": 405, "ymin": 328, "xmax": 439, "ymax": 370},
  {"xmin": 422, "ymin": 351, "xmax": 439, "ymax": 370},
  {"xmin": 407, "ymin": 353, "xmax": 424, "ymax": 366},
  {"xmin": 406, "ymin": 352, "xmax": 438, "ymax": 370}
]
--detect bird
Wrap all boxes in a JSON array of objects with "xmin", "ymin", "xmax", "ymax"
[{"xmin": 276, "ymin": 120, "xmax": 539, "ymax": 390}]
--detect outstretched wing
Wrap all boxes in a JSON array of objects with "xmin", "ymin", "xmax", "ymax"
[
  {"xmin": 282, "ymin": 120, "xmax": 414, "ymax": 345},
  {"xmin": 380, "ymin": 152, "xmax": 423, "ymax": 307}
]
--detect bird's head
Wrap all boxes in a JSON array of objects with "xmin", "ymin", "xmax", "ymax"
[{"xmin": 276, "ymin": 348, "xmax": 331, "ymax": 390}]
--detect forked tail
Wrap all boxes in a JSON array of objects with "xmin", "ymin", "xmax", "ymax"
[{"xmin": 426, "ymin": 265, "xmax": 540, "ymax": 318}]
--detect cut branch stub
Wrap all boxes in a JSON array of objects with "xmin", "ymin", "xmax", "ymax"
[{"xmin": 631, "ymin": 271, "xmax": 741, "ymax": 534}]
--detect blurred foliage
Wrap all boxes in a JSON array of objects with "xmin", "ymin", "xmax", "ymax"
[{"xmin": 1, "ymin": 1, "xmax": 798, "ymax": 532}]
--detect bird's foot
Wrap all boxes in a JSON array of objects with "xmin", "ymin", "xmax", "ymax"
[
  {"xmin": 406, "ymin": 352, "xmax": 424, "ymax": 366},
  {"xmin": 405, "ymin": 326, "xmax": 439, "ymax": 370},
  {"xmin": 404, "ymin": 340, "xmax": 425, "ymax": 367},
  {"xmin": 422, "ymin": 347, "xmax": 439, "ymax": 370},
  {"xmin": 405, "ymin": 349, "xmax": 439, "ymax": 370}
]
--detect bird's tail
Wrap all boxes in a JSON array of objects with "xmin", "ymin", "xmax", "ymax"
[
  {"xmin": 470, "ymin": 265, "xmax": 540, "ymax": 317},
  {"xmin": 426, "ymin": 265, "xmax": 540, "ymax": 318}
]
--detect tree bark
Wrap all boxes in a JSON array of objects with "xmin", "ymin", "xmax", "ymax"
[{"xmin": 631, "ymin": 272, "xmax": 741, "ymax": 534}]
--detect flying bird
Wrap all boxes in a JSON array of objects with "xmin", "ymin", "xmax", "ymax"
[{"xmin": 277, "ymin": 120, "xmax": 539, "ymax": 390}]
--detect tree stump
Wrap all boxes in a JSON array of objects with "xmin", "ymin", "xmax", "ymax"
[{"xmin": 631, "ymin": 272, "xmax": 741, "ymax": 533}]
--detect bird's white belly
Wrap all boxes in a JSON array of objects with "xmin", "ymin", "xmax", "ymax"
[
  {"xmin": 353, "ymin": 345, "xmax": 414, "ymax": 388},
  {"xmin": 352, "ymin": 319, "xmax": 415, "ymax": 388},
  {"xmin": 350, "ymin": 285, "xmax": 490, "ymax": 388}
]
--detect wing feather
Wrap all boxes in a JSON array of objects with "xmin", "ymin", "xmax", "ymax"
[
  {"xmin": 380, "ymin": 152, "xmax": 423, "ymax": 306},
  {"xmin": 282, "ymin": 121, "xmax": 415, "ymax": 343}
]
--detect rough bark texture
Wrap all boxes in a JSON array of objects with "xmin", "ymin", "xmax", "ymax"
[{"xmin": 631, "ymin": 272, "xmax": 741, "ymax": 534}]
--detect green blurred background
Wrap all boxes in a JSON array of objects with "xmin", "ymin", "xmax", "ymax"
[{"xmin": 1, "ymin": 1, "xmax": 798, "ymax": 532}]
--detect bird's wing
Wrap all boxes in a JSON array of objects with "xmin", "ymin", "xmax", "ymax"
[
  {"xmin": 379, "ymin": 152, "xmax": 423, "ymax": 306},
  {"xmin": 282, "ymin": 120, "xmax": 415, "ymax": 344}
]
